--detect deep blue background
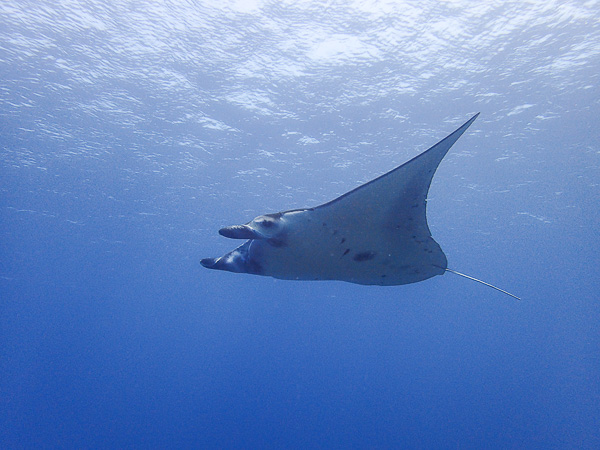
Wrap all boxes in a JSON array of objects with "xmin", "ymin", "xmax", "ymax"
[{"xmin": 1, "ymin": 1, "xmax": 599, "ymax": 448}]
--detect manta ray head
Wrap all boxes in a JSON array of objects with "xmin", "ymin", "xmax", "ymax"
[{"xmin": 201, "ymin": 213, "xmax": 290, "ymax": 274}]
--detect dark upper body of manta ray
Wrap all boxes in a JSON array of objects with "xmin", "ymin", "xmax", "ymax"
[{"xmin": 201, "ymin": 114, "xmax": 520, "ymax": 299}]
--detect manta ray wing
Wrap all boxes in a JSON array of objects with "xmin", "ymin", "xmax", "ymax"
[
  {"xmin": 202, "ymin": 114, "xmax": 479, "ymax": 286},
  {"xmin": 317, "ymin": 113, "xmax": 480, "ymax": 235}
]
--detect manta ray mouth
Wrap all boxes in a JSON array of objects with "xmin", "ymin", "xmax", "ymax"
[{"xmin": 219, "ymin": 225, "xmax": 262, "ymax": 240}]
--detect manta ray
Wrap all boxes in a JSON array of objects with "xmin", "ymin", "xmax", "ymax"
[{"xmin": 201, "ymin": 113, "xmax": 519, "ymax": 299}]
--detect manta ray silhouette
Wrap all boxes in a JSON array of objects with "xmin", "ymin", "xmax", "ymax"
[{"xmin": 202, "ymin": 114, "xmax": 519, "ymax": 299}]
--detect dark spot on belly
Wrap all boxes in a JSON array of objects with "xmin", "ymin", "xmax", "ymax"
[
  {"xmin": 342, "ymin": 249, "xmax": 350, "ymax": 256},
  {"xmin": 340, "ymin": 238, "xmax": 346, "ymax": 244},
  {"xmin": 353, "ymin": 251, "xmax": 376, "ymax": 262}
]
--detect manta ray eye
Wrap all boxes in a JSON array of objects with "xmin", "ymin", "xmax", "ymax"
[{"xmin": 256, "ymin": 217, "xmax": 275, "ymax": 228}]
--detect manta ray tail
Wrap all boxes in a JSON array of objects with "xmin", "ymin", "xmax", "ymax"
[{"xmin": 442, "ymin": 267, "xmax": 521, "ymax": 300}]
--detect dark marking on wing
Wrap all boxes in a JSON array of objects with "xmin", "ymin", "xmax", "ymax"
[
  {"xmin": 342, "ymin": 249, "xmax": 350, "ymax": 256},
  {"xmin": 340, "ymin": 238, "xmax": 346, "ymax": 244},
  {"xmin": 353, "ymin": 251, "xmax": 376, "ymax": 262}
]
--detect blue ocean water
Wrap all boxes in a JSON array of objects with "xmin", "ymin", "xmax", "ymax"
[{"xmin": 1, "ymin": 0, "xmax": 599, "ymax": 447}]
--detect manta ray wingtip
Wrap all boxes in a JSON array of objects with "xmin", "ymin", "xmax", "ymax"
[{"xmin": 465, "ymin": 112, "xmax": 480, "ymax": 125}]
